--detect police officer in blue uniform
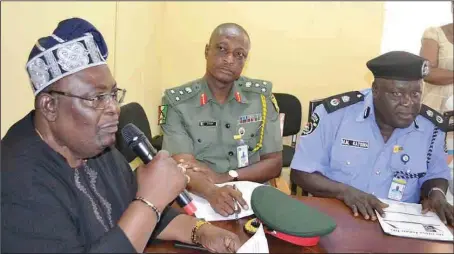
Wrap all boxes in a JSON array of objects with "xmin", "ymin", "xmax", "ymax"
[{"xmin": 290, "ymin": 51, "xmax": 453, "ymax": 225}]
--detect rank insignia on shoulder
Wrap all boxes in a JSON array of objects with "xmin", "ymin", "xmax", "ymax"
[
  {"xmin": 301, "ymin": 112, "xmax": 320, "ymax": 136},
  {"xmin": 165, "ymin": 81, "xmax": 201, "ymax": 105},
  {"xmin": 158, "ymin": 105, "xmax": 168, "ymax": 125},
  {"xmin": 419, "ymin": 104, "xmax": 448, "ymax": 131},
  {"xmin": 239, "ymin": 77, "xmax": 272, "ymax": 96},
  {"xmin": 322, "ymin": 91, "xmax": 364, "ymax": 114}
]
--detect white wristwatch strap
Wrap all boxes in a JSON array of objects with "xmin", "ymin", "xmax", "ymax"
[{"xmin": 428, "ymin": 187, "xmax": 446, "ymax": 199}]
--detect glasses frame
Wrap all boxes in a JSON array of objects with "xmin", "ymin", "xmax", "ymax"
[{"xmin": 48, "ymin": 88, "xmax": 127, "ymax": 109}]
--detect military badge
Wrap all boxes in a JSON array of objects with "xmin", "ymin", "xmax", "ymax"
[
  {"xmin": 158, "ymin": 105, "xmax": 168, "ymax": 125},
  {"xmin": 200, "ymin": 93, "xmax": 207, "ymax": 106},
  {"xmin": 235, "ymin": 91, "xmax": 242, "ymax": 103}
]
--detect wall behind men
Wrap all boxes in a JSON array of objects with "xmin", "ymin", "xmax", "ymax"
[{"xmin": 1, "ymin": 1, "xmax": 384, "ymax": 138}]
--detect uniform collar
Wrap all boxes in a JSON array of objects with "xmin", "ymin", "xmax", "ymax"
[
  {"xmin": 230, "ymin": 79, "xmax": 249, "ymax": 104},
  {"xmin": 198, "ymin": 78, "xmax": 249, "ymax": 107},
  {"xmin": 356, "ymin": 89, "xmax": 423, "ymax": 132}
]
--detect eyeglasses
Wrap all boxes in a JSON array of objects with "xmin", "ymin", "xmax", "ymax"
[{"xmin": 49, "ymin": 88, "xmax": 126, "ymax": 109}]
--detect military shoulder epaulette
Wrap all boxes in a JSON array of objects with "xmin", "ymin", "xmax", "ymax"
[
  {"xmin": 419, "ymin": 104, "xmax": 448, "ymax": 131},
  {"xmin": 322, "ymin": 91, "xmax": 364, "ymax": 114},
  {"xmin": 164, "ymin": 80, "xmax": 202, "ymax": 105},
  {"xmin": 238, "ymin": 77, "xmax": 272, "ymax": 96}
]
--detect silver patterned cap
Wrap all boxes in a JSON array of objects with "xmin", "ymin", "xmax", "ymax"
[{"xmin": 26, "ymin": 33, "xmax": 107, "ymax": 95}]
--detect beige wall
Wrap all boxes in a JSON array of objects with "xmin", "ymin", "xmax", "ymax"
[
  {"xmin": 1, "ymin": 1, "xmax": 385, "ymax": 138},
  {"xmin": 114, "ymin": 2, "xmax": 164, "ymax": 137}
]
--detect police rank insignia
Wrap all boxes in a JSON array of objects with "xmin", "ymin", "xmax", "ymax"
[
  {"xmin": 301, "ymin": 112, "xmax": 320, "ymax": 136},
  {"xmin": 158, "ymin": 105, "xmax": 168, "ymax": 125},
  {"xmin": 419, "ymin": 104, "xmax": 448, "ymax": 132},
  {"xmin": 322, "ymin": 91, "xmax": 364, "ymax": 114}
]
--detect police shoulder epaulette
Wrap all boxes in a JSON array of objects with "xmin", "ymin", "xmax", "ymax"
[
  {"xmin": 238, "ymin": 77, "xmax": 272, "ymax": 96},
  {"xmin": 419, "ymin": 104, "xmax": 448, "ymax": 131},
  {"xmin": 164, "ymin": 80, "xmax": 201, "ymax": 105},
  {"xmin": 322, "ymin": 91, "xmax": 364, "ymax": 114}
]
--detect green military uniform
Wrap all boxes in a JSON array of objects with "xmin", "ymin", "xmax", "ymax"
[{"xmin": 159, "ymin": 76, "xmax": 283, "ymax": 173}]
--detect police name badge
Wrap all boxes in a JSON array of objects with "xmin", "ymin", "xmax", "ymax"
[{"xmin": 388, "ymin": 178, "xmax": 407, "ymax": 201}]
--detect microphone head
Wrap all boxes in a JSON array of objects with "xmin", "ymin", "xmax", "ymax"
[{"xmin": 121, "ymin": 123, "xmax": 147, "ymax": 147}]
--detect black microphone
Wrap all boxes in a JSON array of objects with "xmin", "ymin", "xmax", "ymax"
[{"xmin": 121, "ymin": 123, "xmax": 197, "ymax": 215}]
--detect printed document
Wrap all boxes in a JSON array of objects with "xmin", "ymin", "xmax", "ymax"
[
  {"xmin": 376, "ymin": 198, "xmax": 453, "ymax": 241},
  {"xmin": 237, "ymin": 223, "xmax": 269, "ymax": 253}
]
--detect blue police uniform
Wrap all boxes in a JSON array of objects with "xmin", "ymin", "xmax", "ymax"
[{"xmin": 291, "ymin": 51, "xmax": 451, "ymax": 203}]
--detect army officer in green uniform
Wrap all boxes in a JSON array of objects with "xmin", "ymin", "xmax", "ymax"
[{"xmin": 159, "ymin": 23, "xmax": 283, "ymax": 217}]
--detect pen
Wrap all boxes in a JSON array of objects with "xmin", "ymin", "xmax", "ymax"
[
  {"xmin": 233, "ymin": 184, "xmax": 239, "ymax": 220},
  {"xmin": 174, "ymin": 242, "xmax": 209, "ymax": 252}
]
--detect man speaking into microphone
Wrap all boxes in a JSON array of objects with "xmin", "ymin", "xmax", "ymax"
[{"xmin": 1, "ymin": 18, "xmax": 240, "ymax": 253}]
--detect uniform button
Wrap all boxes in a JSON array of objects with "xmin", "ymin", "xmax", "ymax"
[
  {"xmin": 197, "ymin": 139, "xmax": 202, "ymax": 143},
  {"xmin": 376, "ymin": 170, "xmax": 381, "ymax": 175},
  {"xmin": 225, "ymin": 123, "xmax": 230, "ymax": 128},
  {"xmin": 346, "ymin": 161, "xmax": 351, "ymax": 165},
  {"xmin": 228, "ymin": 151, "xmax": 234, "ymax": 156},
  {"xmin": 250, "ymin": 133, "xmax": 255, "ymax": 137}
]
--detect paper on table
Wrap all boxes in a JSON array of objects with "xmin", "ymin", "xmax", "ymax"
[
  {"xmin": 376, "ymin": 198, "xmax": 453, "ymax": 242},
  {"xmin": 188, "ymin": 181, "xmax": 263, "ymax": 221},
  {"xmin": 237, "ymin": 223, "xmax": 269, "ymax": 253}
]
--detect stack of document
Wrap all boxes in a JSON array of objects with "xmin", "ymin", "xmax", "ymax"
[
  {"xmin": 376, "ymin": 198, "xmax": 453, "ymax": 241},
  {"xmin": 188, "ymin": 181, "xmax": 263, "ymax": 221}
]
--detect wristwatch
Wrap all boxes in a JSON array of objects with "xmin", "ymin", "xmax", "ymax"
[{"xmin": 228, "ymin": 170, "xmax": 239, "ymax": 181}]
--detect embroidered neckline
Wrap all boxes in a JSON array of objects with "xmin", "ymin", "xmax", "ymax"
[{"xmin": 74, "ymin": 161, "xmax": 113, "ymax": 232}]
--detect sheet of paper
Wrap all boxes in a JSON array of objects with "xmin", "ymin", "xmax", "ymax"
[
  {"xmin": 237, "ymin": 223, "xmax": 269, "ymax": 253},
  {"xmin": 188, "ymin": 181, "xmax": 263, "ymax": 221},
  {"xmin": 376, "ymin": 198, "xmax": 453, "ymax": 242}
]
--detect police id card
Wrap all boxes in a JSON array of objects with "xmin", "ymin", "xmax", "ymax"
[{"xmin": 388, "ymin": 178, "xmax": 406, "ymax": 201}]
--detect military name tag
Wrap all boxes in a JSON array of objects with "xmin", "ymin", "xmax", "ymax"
[
  {"xmin": 199, "ymin": 121, "xmax": 217, "ymax": 127},
  {"xmin": 341, "ymin": 138, "xmax": 369, "ymax": 149}
]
